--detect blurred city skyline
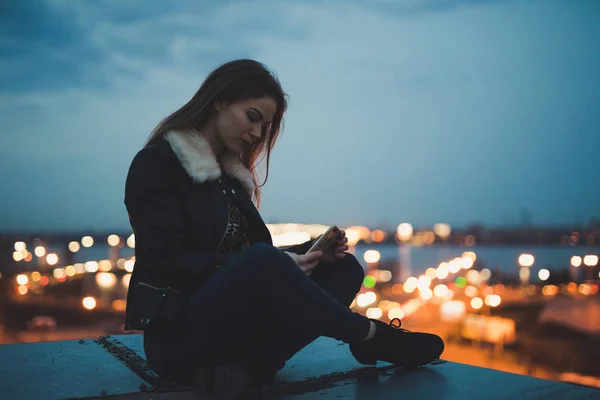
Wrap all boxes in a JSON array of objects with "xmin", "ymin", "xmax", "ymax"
[{"xmin": 1, "ymin": 0, "xmax": 599, "ymax": 232}]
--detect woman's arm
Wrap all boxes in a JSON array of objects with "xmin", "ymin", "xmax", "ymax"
[{"xmin": 125, "ymin": 147, "xmax": 232, "ymax": 286}]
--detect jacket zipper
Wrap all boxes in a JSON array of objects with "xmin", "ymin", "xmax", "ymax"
[
  {"xmin": 138, "ymin": 281, "xmax": 180, "ymax": 294},
  {"xmin": 216, "ymin": 178, "xmax": 230, "ymax": 251},
  {"xmin": 216, "ymin": 204, "xmax": 230, "ymax": 251}
]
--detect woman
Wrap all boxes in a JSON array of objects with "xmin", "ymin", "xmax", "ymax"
[{"xmin": 124, "ymin": 59, "xmax": 444, "ymax": 398}]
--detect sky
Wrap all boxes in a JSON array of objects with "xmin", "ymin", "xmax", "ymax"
[{"xmin": 1, "ymin": 0, "xmax": 599, "ymax": 233}]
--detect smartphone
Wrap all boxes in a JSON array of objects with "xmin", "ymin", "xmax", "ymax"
[{"xmin": 306, "ymin": 225, "xmax": 341, "ymax": 254}]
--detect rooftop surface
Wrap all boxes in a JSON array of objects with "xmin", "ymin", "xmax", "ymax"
[{"xmin": 1, "ymin": 334, "xmax": 599, "ymax": 399}]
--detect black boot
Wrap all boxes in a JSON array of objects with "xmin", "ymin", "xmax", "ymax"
[
  {"xmin": 349, "ymin": 318, "xmax": 444, "ymax": 368},
  {"xmin": 193, "ymin": 363, "xmax": 262, "ymax": 400},
  {"xmin": 192, "ymin": 358, "xmax": 284, "ymax": 400}
]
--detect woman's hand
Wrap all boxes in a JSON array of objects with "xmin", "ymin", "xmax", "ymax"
[
  {"xmin": 319, "ymin": 229, "xmax": 350, "ymax": 263},
  {"xmin": 285, "ymin": 250, "xmax": 323, "ymax": 275}
]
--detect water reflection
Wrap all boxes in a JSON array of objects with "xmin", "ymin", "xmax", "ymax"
[{"xmin": 398, "ymin": 244, "xmax": 412, "ymax": 283}]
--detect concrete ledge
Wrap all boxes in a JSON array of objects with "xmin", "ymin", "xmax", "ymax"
[{"xmin": 0, "ymin": 335, "xmax": 599, "ymax": 399}]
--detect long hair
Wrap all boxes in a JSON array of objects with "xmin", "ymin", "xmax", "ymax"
[{"xmin": 146, "ymin": 59, "xmax": 287, "ymax": 206}]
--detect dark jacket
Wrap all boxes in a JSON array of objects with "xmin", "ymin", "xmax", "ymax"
[{"xmin": 124, "ymin": 131, "xmax": 313, "ymax": 330}]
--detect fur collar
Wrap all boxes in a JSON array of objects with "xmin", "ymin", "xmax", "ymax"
[{"xmin": 164, "ymin": 130, "xmax": 255, "ymax": 191}]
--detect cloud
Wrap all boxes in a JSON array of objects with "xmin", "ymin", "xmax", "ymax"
[
  {"xmin": 1, "ymin": 0, "xmax": 599, "ymax": 231},
  {"xmin": 0, "ymin": 0, "xmax": 495, "ymax": 162},
  {"xmin": 1, "ymin": 0, "xmax": 508, "ymax": 94},
  {"xmin": 0, "ymin": 0, "xmax": 105, "ymax": 92}
]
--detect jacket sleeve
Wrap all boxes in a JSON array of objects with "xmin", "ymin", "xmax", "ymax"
[{"xmin": 125, "ymin": 147, "xmax": 232, "ymax": 286}]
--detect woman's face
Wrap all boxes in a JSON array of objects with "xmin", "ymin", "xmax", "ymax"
[{"xmin": 214, "ymin": 96, "xmax": 277, "ymax": 154}]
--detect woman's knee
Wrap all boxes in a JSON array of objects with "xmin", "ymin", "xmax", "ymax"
[
  {"xmin": 321, "ymin": 253, "xmax": 365, "ymax": 306},
  {"xmin": 338, "ymin": 253, "xmax": 365, "ymax": 288}
]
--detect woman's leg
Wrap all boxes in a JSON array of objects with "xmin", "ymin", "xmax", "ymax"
[
  {"xmin": 184, "ymin": 243, "xmax": 371, "ymax": 368},
  {"xmin": 311, "ymin": 253, "xmax": 365, "ymax": 307},
  {"xmin": 178, "ymin": 242, "xmax": 443, "ymax": 391},
  {"xmin": 263, "ymin": 253, "xmax": 365, "ymax": 367},
  {"xmin": 143, "ymin": 312, "xmax": 190, "ymax": 381}
]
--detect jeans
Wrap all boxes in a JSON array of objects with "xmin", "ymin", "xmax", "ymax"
[{"xmin": 144, "ymin": 243, "xmax": 370, "ymax": 381}]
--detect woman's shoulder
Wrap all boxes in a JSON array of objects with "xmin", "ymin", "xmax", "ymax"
[
  {"xmin": 130, "ymin": 139, "xmax": 178, "ymax": 168},
  {"xmin": 127, "ymin": 139, "xmax": 182, "ymax": 181},
  {"xmin": 135, "ymin": 139, "xmax": 174, "ymax": 160}
]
